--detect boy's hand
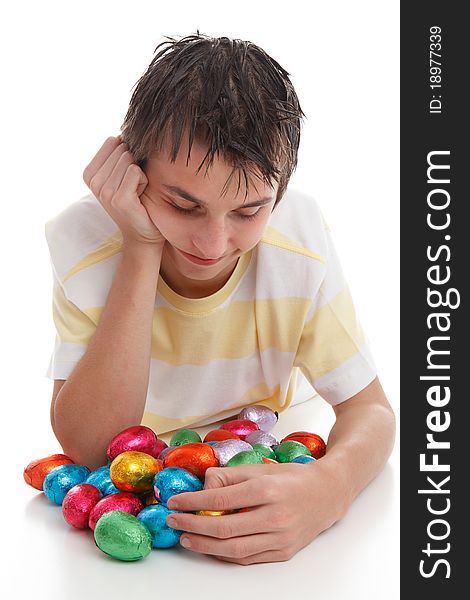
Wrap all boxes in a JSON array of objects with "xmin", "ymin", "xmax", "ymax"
[
  {"xmin": 83, "ymin": 136, "xmax": 165, "ymax": 247},
  {"xmin": 165, "ymin": 462, "xmax": 346, "ymax": 565}
]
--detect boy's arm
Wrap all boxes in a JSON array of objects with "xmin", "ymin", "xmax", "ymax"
[
  {"xmin": 321, "ymin": 376, "xmax": 396, "ymax": 512},
  {"xmin": 51, "ymin": 137, "xmax": 166, "ymax": 470},
  {"xmin": 161, "ymin": 376, "xmax": 396, "ymax": 565}
]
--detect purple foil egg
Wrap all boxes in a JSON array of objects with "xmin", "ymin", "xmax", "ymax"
[
  {"xmin": 158, "ymin": 446, "xmax": 177, "ymax": 460},
  {"xmin": 212, "ymin": 439, "xmax": 253, "ymax": 466},
  {"xmin": 238, "ymin": 405, "xmax": 278, "ymax": 432},
  {"xmin": 245, "ymin": 430, "xmax": 279, "ymax": 447}
]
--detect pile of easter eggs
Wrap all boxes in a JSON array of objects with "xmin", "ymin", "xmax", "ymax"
[{"xmin": 23, "ymin": 405, "xmax": 326, "ymax": 562}]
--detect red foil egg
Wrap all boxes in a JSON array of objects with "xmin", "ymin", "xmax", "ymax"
[
  {"xmin": 162, "ymin": 443, "xmax": 219, "ymax": 480},
  {"xmin": 220, "ymin": 419, "xmax": 259, "ymax": 440},
  {"xmin": 23, "ymin": 454, "xmax": 75, "ymax": 491},
  {"xmin": 62, "ymin": 484, "xmax": 102, "ymax": 529},
  {"xmin": 88, "ymin": 492, "xmax": 144, "ymax": 530},
  {"xmin": 107, "ymin": 425, "xmax": 167, "ymax": 460},
  {"xmin": 203, "ymin": 429, "xmax": 240, "ymax": 442},
  {"xmin": 262, "ymin": 457, "xmax": 278, "ymax": 464},
  {"xmin": 281, "ymin": 431, "xmax": 326, "ymax": 459}
]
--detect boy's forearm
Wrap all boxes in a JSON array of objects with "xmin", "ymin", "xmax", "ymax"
[
  {"xmin": 53, "ymin": 241, "xmax": 164, "ymax": 470},
  {"xmin": 318, "ymin": 378, "xmax": 396, "ymax": 517}
]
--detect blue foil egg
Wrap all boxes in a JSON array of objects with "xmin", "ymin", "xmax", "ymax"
[
  {"xmin": 137, "ymin": 504, "xmax": 182, "ymax": 548},
  {"xmin": 85, "ymin": 466, "xmax": 119, "ymax": 495},
  {"xmin": 292, "ymin": 455, "xmax": 317, "ymax": 464},
  {"xmin": 43, "ymin": 464, "xmax": 91, "ymax": 505},
  {"xmin": 154, "ymin": 467, "xmax": 203, "ymax": 506}
]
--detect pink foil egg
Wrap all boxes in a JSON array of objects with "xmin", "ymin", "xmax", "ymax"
[
  {"xmin": 62, "ymin": 484, "xmax": 103, "ymax": 529},
  {"xmin": 220, "ymin": 419, "xmax": 259, "ymax": 440},
  {"xmin": 245, "ymin": 430, "xmax": 278, "ymax": 447},
  {"xmin": 238, "ymin": 405, "xmax": 278, "ymax": 432},
  {"xmin": 88, "ymin": 492, "xmax": 144, "ymax": 530},
  {"xmin": 107, "ymin": 425, "xmax": 167, "ymax": 460}
]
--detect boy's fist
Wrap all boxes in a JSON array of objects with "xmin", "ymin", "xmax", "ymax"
[{"xmin": 83, "ymin": 136, "xmax": 165, "ymax": 247}]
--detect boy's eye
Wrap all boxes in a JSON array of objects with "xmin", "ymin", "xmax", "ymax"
[{"xmin": 170, "ymin": 202, "xmax": 262, "ymax": 221}]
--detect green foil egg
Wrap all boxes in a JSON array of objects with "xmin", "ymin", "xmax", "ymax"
[
  {"xmin": 252, "ymin": 443, "xmax": 276, "ymax": 460},
  {"xmin": 226, "ymin": 450, "xmax": 264, "ymax": 466},
  {"xmin": 94, "ymin": 510, "xmax": 152, "ymax": 561},
  {"xmin": 170, "ymin": 429, "xmax": 202, "ymax": 446},
  {"xmin": 274, "ymin": 440, "xmax": 312, "ymax": 463}
]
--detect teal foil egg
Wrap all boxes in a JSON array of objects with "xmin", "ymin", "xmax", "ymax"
[
  {"xmin": 154, "ymin": 467, "xmax": 203, "ymax": 505},
  {"xmin": 94, "ymin": 510, "xmax": 152, "ymax": 561},
  {"xmin": 85, "ymin": 466, "xmax": 120, "ymax": 495},
  {"xmin": 43, "ymin": 464, "xmax": 91, "ymax": 505},
  {"xmin": 137, "ymin": 504, "xmax": 182, "ymax": 548},
  {"xmin": 292, "ymin": 455, "xmax": 317, "ymax": 464}
]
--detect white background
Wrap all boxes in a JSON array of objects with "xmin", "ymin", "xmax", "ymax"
[{"xmin": 1, "ymin": 1, "xmax": 399, "ymax": 597}]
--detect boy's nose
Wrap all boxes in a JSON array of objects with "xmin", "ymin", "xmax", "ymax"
[{"xmin": 192, "ymin": 225, "xmax": 228, "ymax": 260}]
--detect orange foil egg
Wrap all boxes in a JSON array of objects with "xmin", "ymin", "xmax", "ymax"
[
  {"xmin": 110, "ymin": 451, "xmax": 162, "ymax": 493},
  {"xmin": 262, "ymin": 457, "xmax": 278, "ymax": 464},
  {"xmin": 281, "ymin": 431, "xmax": 326, "ymax": 459},
  {"xmin": 162, "ymin": 443, "xmax": 219, "ymax": 480},
  {"xmin": 23, "ymin": 454, "xmax": 75, "ymax": 491},
  {"xmin": 203, "ymin": 429, "xmax": 240, "ymax": 442}
]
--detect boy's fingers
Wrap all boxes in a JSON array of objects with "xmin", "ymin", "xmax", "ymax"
[
  {"xmin": 167, "ymin": 477, "xmax": 263, "ymax": 512},
  {"xmin": 166, "ymin": 507, "xmax": 271, "ymax": 538},
  {"xmin": 114, "ymin": 164, "xmax": 147, "ymax": 209},
  {"xmin": 83, "ymin": 136, "xmax": 121, "ymax": 185}
]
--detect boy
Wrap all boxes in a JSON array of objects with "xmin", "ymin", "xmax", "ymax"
[{"xmin": 46, "ymin": 33, "xmax": 395, "ymax": 565}]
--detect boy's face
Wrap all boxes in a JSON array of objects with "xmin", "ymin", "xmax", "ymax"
[{"xmin": 141, "ymin": 135, "xmax": 278, "ymax": 297}]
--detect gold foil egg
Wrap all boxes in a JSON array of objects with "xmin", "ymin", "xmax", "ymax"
[
  {"xmin": 196, "ymin": 510, "xmax": 233, "ymax": 516},
  {"xmin": 110, "ymin": 451, "xmax": 162, "ymax": 493}
]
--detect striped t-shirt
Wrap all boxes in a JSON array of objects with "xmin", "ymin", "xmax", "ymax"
[{"xmin": 45, "ymin": 188, "xmax": 377, "ymax": 435}]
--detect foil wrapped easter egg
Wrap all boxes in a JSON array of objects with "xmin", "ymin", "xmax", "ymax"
[
  {"xmin": 262, "ymin": 457, "xmax": 279, "ymax": 464},
  {"xmin": 274, "ymin": 440, "xmax": 312, "ymax": 463},
  {"xmin": 158, "ymin": 446, "xmax": 177, "ymax": 460},
  {"xmin": 163, "ymin": 443, "xmax": 219, "ymax": 480},
  {"xmin": 23, "ymin": 454, "xmax": 74, "ymax": 491},
  {"xmin": 196, "ymin": 510, "xmax": 233, "ymax": 516},
  {"xmin": 94, "ymin": 510, "xmax": 152, "ymax": 561},
  {"xmin": 226, "ymin": 450, "xmax": 264, "ymax": 467},
  {"xmin": 107, "ymin": 425, "xmax": 167, "ymax": 460},
  {"xmin": 252, "ymin": 443, "xmax": 276, "ymax": 460},
  {"xmin": 110, "ymin": 451, "xmax": 162, "ymax": 493},
  {"xmin": 203, "ymin": 429, "xmax": 240, "ymax": 442},
  {"xmin": 245, "ymin": 430, "xmax": 278, "ymax": 447},
  {"xmin": 144, "ymin": 492, "xmax": 159, "ymax": 506},
  {"xmin": 220, "ymin": 419, "xmax": 259, "ymax": 440},
  {"xmin": 43, "ymin": 464, "xmax": 91, "ymax": 505},
  {"xmin": 154, "ymin": 467, "xmax": 203, "ymax": 505},
  {"xmin": 170, "ymin": 428, "xmax": 202, "ymax": 446},
  {"xmin": 62, "ymin": 484, "xmax": 103, "ymax": 529},
  {"xmin": 88, "ymin": 492, "xmax": 144, "ymax": 530},
  {"xmin": 212, "ymin": 439, "xmax": 253, "ymax": 467},
  {"xmin": 85, "ymin": 465, "xmax": 120, "ymax": 496},
  {"xmin": 238, "ymin": 405, "xmax": 278, "ymax": 432},
  {"xmin": 281, "ymin": 431, "xmax": 326, "ymax": 459},
  {"xmin": 138, "ymin": 504, "xmax": 182, "ymax": 548},
  {"xmin": 292, "ymin": 455, "xmax": 317, "ymax": 464}
]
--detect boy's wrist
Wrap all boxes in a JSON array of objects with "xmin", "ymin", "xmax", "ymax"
[
  {"xmin": 306, "ymin": 452, "xmax": 354, "ymax": 519},
  {"xmin": 122, "ymin": 238, "xmax": 164, "ymax": 262}
]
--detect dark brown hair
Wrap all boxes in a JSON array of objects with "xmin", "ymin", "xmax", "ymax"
[{"xmin": 121, "ymin": 32, "xmax": 305, "ymax": 206}]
